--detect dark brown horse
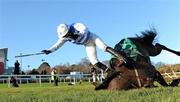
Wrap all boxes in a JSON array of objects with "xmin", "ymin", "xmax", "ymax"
[
  {"xmin": 107, "ymin": 58, "xmax": 180, "ymax": 90},
  {"xmin": 99, "ymin": 29, "xmax": 180, "ymax": 90}
]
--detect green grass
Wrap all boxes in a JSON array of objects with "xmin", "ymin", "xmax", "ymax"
[{"xmin": 0, "ymin": 82, "xmax": 180, "ymax": 102}]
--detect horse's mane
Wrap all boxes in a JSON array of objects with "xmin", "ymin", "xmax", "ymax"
[{"xmin": 135, "ymin": 29, "xmax": 157, "ymax": 45}]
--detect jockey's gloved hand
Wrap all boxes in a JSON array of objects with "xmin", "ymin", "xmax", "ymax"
[{"xmin": 41, "ymin": 50, "xmax": 51, "ymax": 55}]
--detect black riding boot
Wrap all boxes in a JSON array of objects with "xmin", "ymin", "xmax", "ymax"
[
  {"xmin": 106, "ymin": 47, "xmax": 126, "ymax": 63},
  {"xmin": 95, "ymin": 70, "xmax": 117, "ymax": 90},
  {"xmin": 94, "ymin": 62, "xmax": 110, "ymax": 71}
]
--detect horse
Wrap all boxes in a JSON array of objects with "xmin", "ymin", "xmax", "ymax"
[
  {"xmin": 97, "ymin": 29, "xmax": 180, "ymax": 90},
  {"xmin": 107, "ymin": 58, "xmax": 180, "ymax": 90}
]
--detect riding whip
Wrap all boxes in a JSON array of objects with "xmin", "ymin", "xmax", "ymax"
[{"xmin": 15, "ymin": 52, "xmax": 45, "ymax": 58}]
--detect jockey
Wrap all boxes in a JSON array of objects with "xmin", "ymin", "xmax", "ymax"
[{"xmin": 42, "ymin": 22, "xmax": 125, "ymax": 89}]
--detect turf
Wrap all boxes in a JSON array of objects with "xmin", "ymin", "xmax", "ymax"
[{"xmin": 0, "ymin": 82, "xmax": 180, "ymax": 102}]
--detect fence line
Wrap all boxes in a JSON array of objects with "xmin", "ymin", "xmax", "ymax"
[
  {"xmin": 1, "ymin": 72, "xmax": 179, "ymax": 87},
  {"xmin": 0, "ymin": 74, "xmax": 95, "ymax": 87},
  {"xmin": 161, "ymin": 72, "xmax": 180, "ymax": 79}
]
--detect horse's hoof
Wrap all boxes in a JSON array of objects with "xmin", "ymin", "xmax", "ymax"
[{"xmin": 169, "ymin": 78, "xmax": 180, "ymax": 87}]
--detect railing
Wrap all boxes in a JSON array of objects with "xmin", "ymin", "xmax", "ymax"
[
  {"xmin": 1, "ymin": 72, "xmax": 178, "ymax": 87},
  {"xmin": 0, "ymin": 74, "xmax": 96, "ymax": 87},
  {"xmin": 161, "ymin": 72, "xmax": 180, "ymax": 79}
]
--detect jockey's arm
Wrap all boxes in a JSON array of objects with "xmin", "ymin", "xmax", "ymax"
[{"xmin": 48, "ymin": 38, "xmax": 67, "ymax": 52}]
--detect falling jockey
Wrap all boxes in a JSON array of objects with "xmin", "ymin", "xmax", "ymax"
[{"xmin": 41, "ymin": 22, "xmax": 125, "ymax": 89}]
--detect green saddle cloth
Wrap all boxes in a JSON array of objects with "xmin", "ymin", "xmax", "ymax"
[{"xmin": 113, "ymin": 38, "xmax": 141, "ymax": 61}]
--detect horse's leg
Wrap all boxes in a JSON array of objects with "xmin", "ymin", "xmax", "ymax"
[
  {"xmin": 156, "ymin": 73, "xmax": 180, "ymax": 87},
  {"xmin": 156, "ymin": 43, "xmax": 180, "ymax": 56},
  {"xmin": 154, "ymin": 71, "xmax": 169, "ymax": 86},
  {"xmin": 147, "ymin": 64, "xmax": 177, "ymax": 87},
  {"xmin": 95, "ymin": 70, "xmax": 118, "ymax": 90},
  {"xmin": 169, "ymin": 78, "xmax": 180, "ymax": 87}
]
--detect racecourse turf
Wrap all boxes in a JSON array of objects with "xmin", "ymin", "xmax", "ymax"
[{"xmin": 0, "ymin": 82, "xmax": 180, "ymax": 102}]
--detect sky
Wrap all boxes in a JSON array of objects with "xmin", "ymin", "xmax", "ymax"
[{"xmin": 0, "ymin": 0, "xmax": 180, "ymax": 71}]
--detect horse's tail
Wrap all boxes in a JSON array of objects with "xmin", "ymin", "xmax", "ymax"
[
  {"xmin": 169, "ymin": 78, "xmax": 180, "ymax": 87},
  {"xmin": 136, "ymin": 28, "xmax": 157, "ymax": 45}
]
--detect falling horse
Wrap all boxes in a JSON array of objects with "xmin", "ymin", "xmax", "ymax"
[{"xmin": 96, "ymin": 29, "xmax": 180, "ymax": 90}]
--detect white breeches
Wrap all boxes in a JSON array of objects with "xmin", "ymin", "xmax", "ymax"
[{"xmin": 85, "ymin": 33, "xmax": 107, "ymax": 65}]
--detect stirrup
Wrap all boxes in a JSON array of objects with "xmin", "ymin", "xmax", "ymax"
[
  {"xmin": 104, "ymin": 68, "xmax": 111, "ymax": 73},
  {"xmin": 104, "ymin": 68, "xmax": 112, "ymax": 78}
]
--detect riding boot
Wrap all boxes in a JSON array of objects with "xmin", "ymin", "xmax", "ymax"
[
  {"xmin": 106, "ymin": 46, "xmax": 126, "ymax": 63},
  {"xmin": 94, "ymin": 62, "xmax": 110, "ymax": 71},
  {"xmin": 95, "ymin": 70, "xmax": 117, "ymax": 90}
]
